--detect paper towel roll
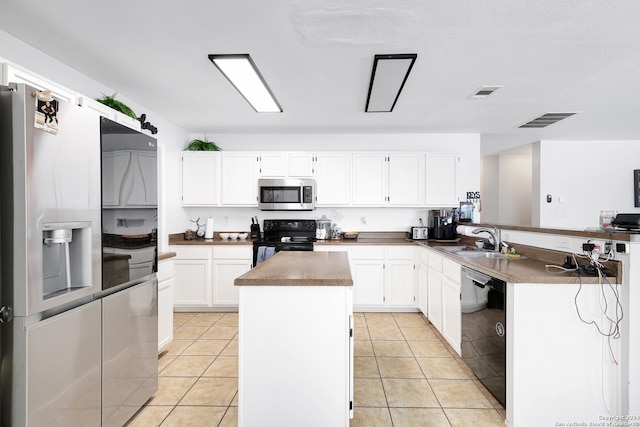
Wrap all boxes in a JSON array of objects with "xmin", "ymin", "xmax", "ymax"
[{"xmin": 205, "ymin": 217, "xmax": 214, "ymax": 239}]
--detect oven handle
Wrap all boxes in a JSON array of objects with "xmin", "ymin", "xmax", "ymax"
[{"xmin": 300, "ymin": 184, "xmax": 304, "ymax": 209}]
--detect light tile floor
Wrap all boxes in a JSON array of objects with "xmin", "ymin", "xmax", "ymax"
[{"xmin": 128, "ymin": 311, "xmax": 505, "ymax": 427}]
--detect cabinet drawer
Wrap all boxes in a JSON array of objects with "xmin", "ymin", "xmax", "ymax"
[
  {"xmin": 158, "ymin": 259, "xmax": 174, "ymax": 282},
  {"xmin": 427, "ymin": 250, "xmax": 443, "ymax": 271},
  {"xmin": 350, "ymin": 246, "xmax": 384, "ymax": 260},
  {"xmin": 442, "ymin": 258, "xmax": 461, "ymax": 282},
  {"xmin": 213, "ymin": 246, "xmax": 252, "ymax": 259},
  {"xmin": 170, "ymin": 245, "xmax": 212, "ymax": 260},
  {"xmin": 386, "ymin": 246, "xmax": 415, "ymax": 260}
]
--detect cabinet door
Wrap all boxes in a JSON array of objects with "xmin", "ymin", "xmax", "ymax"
[
  {"xmin": 287, "ymin": 153, "xmax": 315, "ymax": 177},
  {"xmin": 351, "ymin": 260, "xmax": 385, "ymax": 306},
  {"xmin": 385, "ymin": 260, "xmax": 416, "ymax": 306},
  {"xmin": 442, "ymin": 275, "xmax": 461, "ymax": 355},
  {"xmin": 128, "ymin": 151, "xmax": 158, "ymax": 206},
  {"xmin": 260, "ymin": 152, "xmax": 286, "ymax": 177},
  {"xmin": 221, "ymin": 153, "xmax": 259, "ymax": 205},
  {"xmin": 172, "ymin": 247, "xmax": 212, "ymax": 307},
  {"xmin": 388, "ymin": 153, "xmax": 425, "ymax": 206},
  {"xmin": 158, "ymin": 260, "xmax": 174, "ymax": 353},
  {"xmin": 182, "ymin": 152, "xmax": 220, "ymax": 206},
  {"xmin": 426, "ymin": 153, "xmax": 458, "ymax": 206},
  {"xmin": 418, "ymin": 261, "xmax": 429, "ymax": 316},
  {"xmin": 212, "ymin": 259, "xmax": 251, "ymax": 306},
  {"xmin": 102, "ymin": 151, "xmax": 131, "ymax": 206},
  {"xmin": 315, "ymin": 153, "xmax": 351, "ymax": 206},
  {"xmin": 427, "ymin": 268, "xmax": 442, "ymax": 331},
  {"xmin": 352, "ymin": 153, "xmax": 387, "ymax": 205}
]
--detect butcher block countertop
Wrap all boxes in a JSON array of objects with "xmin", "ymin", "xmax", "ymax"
[{"xmin": 235, "ymin": 252, "xmax": 353, "ymax": 287}]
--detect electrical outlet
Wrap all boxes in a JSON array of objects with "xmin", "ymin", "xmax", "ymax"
[
  {"xmin": 556, "ymin": 237, "xmax": 570, "ymax": 249},
  {"xmin": 591, "ymin": 240, "xmax": 605, "ymax": 254}
]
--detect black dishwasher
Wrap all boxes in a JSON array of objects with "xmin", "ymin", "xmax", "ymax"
[{"xmin": 460, "ymin": 266, "xmax": 506, "ymax": 407}]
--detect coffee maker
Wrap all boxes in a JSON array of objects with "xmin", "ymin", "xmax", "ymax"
[{"xmin": 428, "ymin": 209, "xmax": 456, "ymax": 240}]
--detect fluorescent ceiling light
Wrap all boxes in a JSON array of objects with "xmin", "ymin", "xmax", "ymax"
[
  {"xmin": 365, "ymin": 54, "xmax": 417, "ymax": 112},
  {"xmin": 208, "ymin": 54, "xmax": 282, "ymax": 113}
]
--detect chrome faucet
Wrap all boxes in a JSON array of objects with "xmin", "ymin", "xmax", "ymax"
[{"xmin": 472, "ymin": 225, "xmax": 501, "ymax": 251}]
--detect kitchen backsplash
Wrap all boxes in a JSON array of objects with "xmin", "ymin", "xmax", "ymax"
[{"xmin": 179, "ymin": 206, "xmax": 448, "ymax": 234}]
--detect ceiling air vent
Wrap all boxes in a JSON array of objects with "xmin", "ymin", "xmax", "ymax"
[
  {"xmin": 468, "ymin": 85, "xmax": 502, "ymax": 99},
  {"xmin": 519, "ymin": 112, "xmax": 578, "ymax": 128}
]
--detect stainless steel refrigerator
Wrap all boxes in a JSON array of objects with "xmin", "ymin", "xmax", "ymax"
[{"xmin": 0, "ymin": 84, "xmax": 158, "ymax": 426}]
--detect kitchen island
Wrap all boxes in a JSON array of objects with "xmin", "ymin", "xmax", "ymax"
[{"xmin": 234, "ymin": 251, "xmax": 354, "ymax": 427}]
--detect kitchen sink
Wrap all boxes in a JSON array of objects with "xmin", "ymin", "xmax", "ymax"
[
  {"xmin": 433, "ymin": 245, "xmax": 509, "ymax": 260},
  {"xmin": 456, "ymin": 251, "xmax": 508, "ymax": 260},
  {"xmin": 437, "ymin": 245, "xmax": 469, "ymax": 253}
]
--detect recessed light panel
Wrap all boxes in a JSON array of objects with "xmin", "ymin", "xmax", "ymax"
[
  {"xmin": 208, "ymin": 54, "xmax": 282, "ymax": 113},
  {"xmin": 365, "ymin": 54, "xmax": 417, "ymax": 112}
]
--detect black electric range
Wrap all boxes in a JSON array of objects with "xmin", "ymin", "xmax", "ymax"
[{"xmin": 252, "ymin": 219, "xmax": 317, "ymax": 267}]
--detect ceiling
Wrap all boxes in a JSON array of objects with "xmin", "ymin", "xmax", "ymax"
[{"xmin": 2, "ymin": 0, "xmax": 640, "ymax": 155}]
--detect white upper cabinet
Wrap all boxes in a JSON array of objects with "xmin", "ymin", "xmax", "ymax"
[
  {"xmin": 259, "ymin": 152, "xmax": 314, "ymax": 178},
  {"xmin": 182, "ymin": 152, "xmax": 220, "ymax": 206},
  {"xmin": 388, "ymin": 153, "xmax": 425, "ymax": 206},
  {"xmin": 179, "ymin": 150, "xmax": 459, "ymax": 207},
  {"xmin": 352, "ymin": 153, "xmax": 425, "ymax": 206},
  {"xmin": 352, "ymin": 153, "xmax": 388, "ymax": 205},
  {"xmin": 425, "ymin": 153, "xmax": 459, "ymax": 206},
  {"xmin": 315, "ymin": 153, "xmax": 351, "ymax": 206},
  {"xmin": 259, "ymin": 152, "xmax": 287, "ymax": 177},
  {"xmin": 287, "ymin": 153, "xmax": 315, "ymax": 177},
  {"xmin": 221, "ymin": 152, "xmax": 259, "ymax": 206}
]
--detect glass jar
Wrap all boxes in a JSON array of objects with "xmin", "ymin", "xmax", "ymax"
[{"xmin": 599, "ymin": 210, "xmax": 617, "ymax": 229}]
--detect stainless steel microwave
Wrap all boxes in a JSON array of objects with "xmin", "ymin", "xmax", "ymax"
[{"xmin": 258, "ymin": 178, "xmax": 315, "ymax": 211}]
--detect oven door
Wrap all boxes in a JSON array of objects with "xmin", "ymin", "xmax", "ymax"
[{"xmin": 252, "ymin": 242, "xmax": 314, "ymax": 267}]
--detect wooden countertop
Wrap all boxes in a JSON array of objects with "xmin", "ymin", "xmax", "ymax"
[{"xmin": 235, "ymin": 252, "xmax": 353, "ymax": 287}]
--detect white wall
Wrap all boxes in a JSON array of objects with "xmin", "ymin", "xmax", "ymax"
[
  {"xmin": 533, "ymin": 140, "xmax": 640, "ymax": 229},
  {"xmin": 480, "ymin": 145, "xmax": 532, "ymax": 226},
  {"xmin": 480, "ymin": 155, "xmax": 500, "ymax": 223},
  {"xmin": 166, "ymin": 134, "xmax": 481, "ymax": 238}
]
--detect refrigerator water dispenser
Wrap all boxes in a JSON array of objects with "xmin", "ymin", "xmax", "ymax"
[{"xmin": 42, "ymin": 222, "xmax": 92, "ymax": 300}]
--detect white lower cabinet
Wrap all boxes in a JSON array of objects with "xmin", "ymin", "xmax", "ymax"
[
  {"xmin": 441, "ymin": 268, "xmax": 461, "ymax": 354},
  {"xmin": 425, "ymin": 248, "xmax": 462, "ymax": 355},
  {"xmin": 171, "ymin": 246, "xmax": 213, "ymax": 308},
  {"xmin": 170, "ymin": 245, "xmax": 252, "ymax": 309},
  {"xmin": 385, "ymin": 246, "xmax": 417, "ymax": 306},
  {"xmin": 316, "ymin": 245, "xmax": 416, "ymax": 310},
  {"xmin": 212, "ymin": 246, "xmax": 252, "ymax": 307},
  {"xmin": 158, "ymin": 258, "xmax": 174, "ymax": 353},
  {"xmin": 417, "ymin": 247, "xmax": 429, "ymax": 315}
]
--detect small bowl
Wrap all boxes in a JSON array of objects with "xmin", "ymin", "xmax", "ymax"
[
  {"xmin": 238, "ymin": 233, "xmax": 248, "ymax": 240},
  {"xmin": 219, "ymin": 233, "xmax": 230, "ymax": 240},
  {"xmin": 229, "ymin": 233, "xmax": 239, "ymax": 240},
  {"xmin": 475, "ymin": 240, "xmax": 484, "ymax": 249}
]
